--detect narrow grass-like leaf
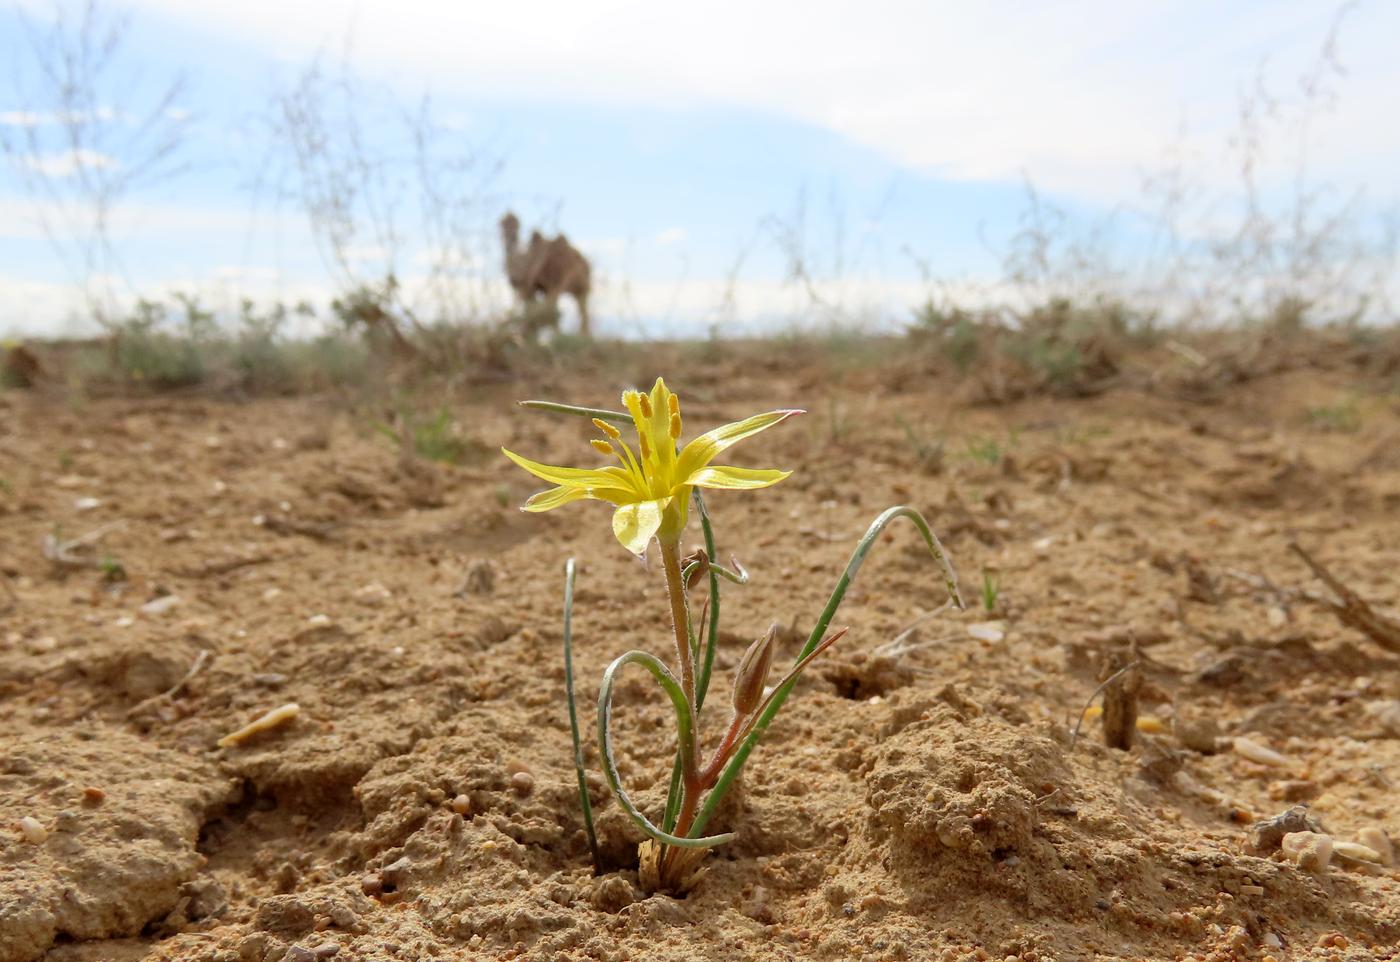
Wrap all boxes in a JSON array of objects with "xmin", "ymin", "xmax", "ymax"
[
  {"xmin": 598, "ymin": 649, "xmax": 735, "ymax": 849},
  {"xmin": 693, "ymin": 490, "xmax": 723, "ymax": 711},
  {"xmin": 690, "ymin": 505, "xmax": 963, "ymax": 836},
  {"xmin": 561, "ymin": 559, "xmax": 600, "ymax": 873}
]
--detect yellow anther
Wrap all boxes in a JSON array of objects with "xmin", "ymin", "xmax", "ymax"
[
  {"xmin": 668, "ymin": 394, "xmax": 679, "ymax": 416},
  {"xmin": 639, "ymin": 434, "xmax": 652, "ymax": 460},
  {"xmin": 670, "ymin": 413, "xmax": 682, "ymax": 439},
  {"xmin": 592, "ymin": 417, "xmax": 621, "ymax": 440},
  {"xmin": 591, "ymin": 439, "xmax": 614, "ymax": 456},
  {"xmin": 639, "ymin": 394, "xmax": 653, "ymax": 417}
]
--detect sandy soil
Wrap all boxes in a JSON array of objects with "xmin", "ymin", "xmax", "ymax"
[{"xmin": 2, "ymin": 351, "xmax": 1399, "ymax": 962}]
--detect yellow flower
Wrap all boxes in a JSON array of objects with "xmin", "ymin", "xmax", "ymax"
[{"xmin": 503, "ymin": 378, "xmax": 800, "ymax": 554}]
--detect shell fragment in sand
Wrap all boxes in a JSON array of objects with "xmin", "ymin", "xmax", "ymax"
[
  {"xmin": 1232, "ymin": 736, "xmax": 1291, "ymax": 768},
  {"xmin": 218, "ymin": 702, "xmax": 300, "ymax": 749},
  {"xmin": 1333, "ymin": 840, "xmax": 1385, "ymax": 865}
]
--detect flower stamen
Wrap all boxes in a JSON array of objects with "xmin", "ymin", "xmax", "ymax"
[
  {"xmin": 592, "ymin": 418, "xmax": 622, "ymax": 440},
  {"xmin": 591, "ymin": 439, "xmax": 615, "ymax": 455}
]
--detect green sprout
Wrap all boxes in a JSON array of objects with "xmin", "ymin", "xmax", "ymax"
[
  {"xmin": 981, "ymin": 570, "xmax": 1000, "ymax": 612},
  {"xmin": 98, "ymin": 556, "xmax": 127, "ymax": 583},
  {"xmin": 964, "ymin": 436, "xmax": 1003, "ymax": 465},
  {"xmin": 510, "ymin": 381, "xmax": 963, "ymax": 892}
]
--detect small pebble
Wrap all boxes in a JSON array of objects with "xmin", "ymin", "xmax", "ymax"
[
  {"xmin": 510, "ymin": 772, "xmax": 535, "ymax": 795},
  {"xmin": 18, "ymin": 816, "xmax": 47, "ymax": 843},
  {"xmin": 81, "ymin": 787, "xmax": 105, "ymax": 807},
  {"xmin": 352, "ymin": 583, "xmax": 391, "ymax": 607},
  {"xmin": 1172, "ymin": 715, "xmax": 1221, "ymax": 754},
  {"xmin": 140, "ymin": 595, "xmax": 181, "ymax": 616},
  {"xmin": 359, "ymin": 874, "xmax": 383, "ymax": 897},
  {"xmin": 966, "ymin": 621, "xmax": 1005, "ymax": 643},
  {"xmin": 380, "ymin": 856, "xmax": 411, "ymax": 888},
  {"xmin": 450, "ymin": 794, "xmax": 471, "ymax": 815},
  {"xmin": 1281, "ymin": 831, "xmax": 1333, "ymax": 872},
  {"xmin": 74, "ymin": 496, "xmax": 101, "ymax": 511},
  {"xmin": 1232, "ymin": 736, "xmax": 1290, "ymax": 768}
]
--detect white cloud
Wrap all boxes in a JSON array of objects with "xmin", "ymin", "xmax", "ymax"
[
  {"xmin": 130, "ymin": 0, "xmax": 1400, "ymax": 204},
  {"xmin": 21, "ymin": 149, "xmax": 118, "ymax": 178},
  {"xmin": 0, "ymin": 197, "xmax": 295, "ymax": 241},
  {"xmin": 655, "ymin": 227, "xmax": 687, "ymax": 246},
  {"xmin": 0, "ymin": 107, "xmax": 117, "ymax": 128}
]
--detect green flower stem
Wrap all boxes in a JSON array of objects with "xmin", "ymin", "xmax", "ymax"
[
  {"xmin": 519, "ymin": 399, "xmax": 631, "ymax": 427},
  {"xmin": 689, "ymin": 505, "xmax": 963, "ymax": 838},
  {"xmin": 659, "ymin": 539, "xmax": 697, "ymax": 711},
  {"xmin": 560, "ymin": 559, "xmax": 600, "ymax": 873},
  {"xmin": 596, "ymin": 649, "xmax": 733, "ymax": 849}
]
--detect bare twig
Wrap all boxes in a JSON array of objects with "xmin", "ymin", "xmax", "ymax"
[
  {"xmin": 126, "ymin": 649, "xmax": 211, "ymax": 717},
  {"xmin": 177, "ymin": 554, "xmax": 273, "ymax": 579},
  {"xmin": 42, "ymin": 521, "xmax": 127, "ymax": 568},
  {"xmin": 1289, "ymin": 542, "xmax": 1400, "ymax": 653},
  {"xmin": 871, "ymin": 601, "xmax": 960, "ymax": 660},
  {"xmin": 258, "ymin": 515, "xmax": 336, "ymax": 542}
]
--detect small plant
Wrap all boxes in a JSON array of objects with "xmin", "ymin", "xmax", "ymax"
[
  {"xmin": 825, "ymin": 398, "xmax": 851, "ymax": 444},
  {"xmin": 981, "ymin": 570, "xmax": 1000, "ymax": 612},
  {"xmin": 376, "ymin": 408, "xmax": 485, "ymax": 464},
  {"xmin": 1305, "ymin": 398, "xmax": 1361, "ymax": 433},
  {"xmin": 896, "ymin": 415, "xmax": 945, "ymax": 472},
  {"xmin": 505, "ymin": 379, "xmax": 963, "ymax": 892},
  {"xmin": 965, "ymin": 436, "xmax": 1003, "ymax": 465}
]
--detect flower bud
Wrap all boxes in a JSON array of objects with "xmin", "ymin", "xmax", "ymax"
[
  {"xmin": 682, "ymin": 546, "xmax": 710, "ymax": 590},
  {"xmin": 732, "ymin": 624, "xmax": 778, "ymax": 717}
]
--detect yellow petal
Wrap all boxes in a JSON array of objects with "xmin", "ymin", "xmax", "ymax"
[
  {"xmin": 522, "ymin": 484, "xmax": 593, "ymax": 512},
  {"xmin": 523, "ymin": 483, "xmax": 639, "ymax": 511},
  {"xmin": 676, "ymin": 409, "xmax": 802, "ymax": 480},
  {"xmin": 612, "ymin": 498, "xmax": 669, "ymax": 555},
  {"xmin": 502, "ymin": 448, "xmax": 635, "ymax": 492},
  {"xmin": 688, "ymin": 465, "xmax": 792, "ymax": 490}
]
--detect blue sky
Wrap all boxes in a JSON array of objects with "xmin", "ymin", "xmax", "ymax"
[{"xmin": 3, "ymin": 0, "xmax": 1398, "ymax": 337}]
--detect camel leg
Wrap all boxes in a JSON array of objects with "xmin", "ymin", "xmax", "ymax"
[
  {"xmin": 575, "ymin": 292, "xmax": 591, "ymax": 338},
  {"xmin": 545, "ymin": 293, "xmax": 563, "ymax": 338}
]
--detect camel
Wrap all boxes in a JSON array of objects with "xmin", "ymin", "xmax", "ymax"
[{"xmin": 499, "ymin": 211, "xmax": 592, "ymax": 338}]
